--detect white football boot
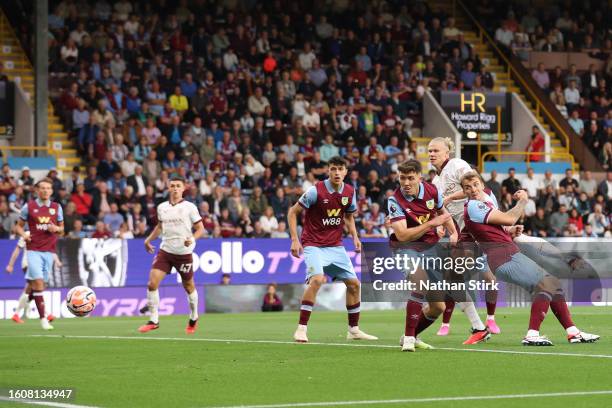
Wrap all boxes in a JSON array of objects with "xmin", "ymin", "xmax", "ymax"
[
  {"xmin": 293, "ymin": 324, "xmax": 308, "ymax": 343},
  {"xmin": 568, "ymin": 331, "xmax": 600, "ymax": 344},
  {"xmin": 401, "ymin": 335, "xmax": 416, "ymax": 352},
  {"xmin": 399, "ymin": 335, "xmax": 434, "ymax": 349},
  {"xmin": 522, "ymin": 334, "xmax": 553, "ymax": 346},
  {"xmin": 346, "ymin": 326, "xmax": 378, "ymax": 340},
  {"xmin": 40, "ymin": 317, "xmax": 54, "ymax": 331}
]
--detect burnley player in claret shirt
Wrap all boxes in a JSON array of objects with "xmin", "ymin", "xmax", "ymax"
[
  {"xmin": 460, "ymin": 170, "xmax": 599, "ymax": 346},
  {"xmin": 14, "ymin": 178, "xmax": 64, "ymax": 331},
  {"xmin": 288, "ymin": 156, "xmax": 377, "ymax": 343}
]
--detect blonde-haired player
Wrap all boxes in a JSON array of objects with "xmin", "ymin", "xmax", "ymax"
[
  {"xmin": 428, "ymin": 137, "xmax": 501, "ymax": 339},
  {"xmin": 138, "ymin": 176, "xmax": 205, "ymax": 334}
]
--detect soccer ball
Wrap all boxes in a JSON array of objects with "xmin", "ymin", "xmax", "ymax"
[{"xmin": 66, "ymin": 286, "xmax": 97, "ymax": 317}]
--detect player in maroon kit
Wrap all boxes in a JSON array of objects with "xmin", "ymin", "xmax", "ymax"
[
  {"xmin": 288, "ymin": 156, "xmax": 377, "ymax": 343},
  {"xmin": 460, "ymin": 171, "xmax": 599, "ymax": 345},
  {"xmin": 387, "ymin": 160, "xmax": 491, "ymax": 351},
  {"xmin": 14, "ymin": 178, "xmax": 64, "ymax": 330}
]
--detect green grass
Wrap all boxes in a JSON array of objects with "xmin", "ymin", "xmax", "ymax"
[{"xmin": 1, "ymin": 307, "xmax": 611, "ymax": 408}]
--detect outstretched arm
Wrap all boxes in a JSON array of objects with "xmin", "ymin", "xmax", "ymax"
[{"xmin": 486, "ymin": 190, "xmax": 528, "ymax": 226}]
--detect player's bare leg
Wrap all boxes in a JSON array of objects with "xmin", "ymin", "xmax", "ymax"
[
  {"xmin": 12, "ymin": 283, "xmax": 31, "ymax": 324},
  {"xmin": 483, "ymin": 270, "xmax": 500, "ymax": 334},
  {"xmin": 344, "ymin": 278, "xmax": 377, "ymax": 340},
  {"xmin": 182, "ymin": 277, "xmax": 199, "ymax": 334},
  {"xmin": 523, "ymin": 276, "xmax": 599, "ymax": 346},
  {"xmin": 138, "ymin": 268, "xmax": 166, "ymax": 333},
  {"xmin": 294, "ymin": 274, "xmax": 326, "ymax": 343},
  {"xmin": 401, "ymin": 268, "xmax": 440, "ymax": 351},
  {"xmin": 437, "ymin": 295, "xmax": 455, "ymax": 336},
  {"xmin": 31, "ymin": 279, "xmax": 52, "ymax": 330}
]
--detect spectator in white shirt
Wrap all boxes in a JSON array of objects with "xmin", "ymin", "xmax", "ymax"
[
  {"xmin": 292, "ymin": 93, "xmax": 309, "ymax": 120},
  {"xmin": 259, "ymin": 206, "xmax": 279, "ymax": 234},
  {"xmin": 248, "ymin": 87, "xmax": 271, "ymax": 115},
  {"xmin": 298, "ymin": 43, "xmax": 316, "ymax": 71},
  {"xmin": 495, "ymin": 21, "xmax": 514, "ymax": 47},
  {"xmin": 302, "ymin": 105, "xmax": 320, "ymax": 132},
  {"xmin": 521, "ymin": 167, "xmax": 539, "ymax": 198},
  {"xmin": 564, "ymin": 80, "xmax": 580, "ymax": 110}
]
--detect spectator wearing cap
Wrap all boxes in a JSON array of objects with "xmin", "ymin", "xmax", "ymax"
[{"xmin": 18, "ymin": 167, "xmax": 33, "ymax": 189}]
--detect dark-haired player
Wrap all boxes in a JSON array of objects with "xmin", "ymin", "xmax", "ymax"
[
  {"xmin": 460, "ymin": 171, "xmax": 599, "ymax": 345},
  {"xmin": 14, "ymin": 178, "xmax": 64, "ymax": 330},
  {"xmin": 7, "ymin": 230, "xmax": 60, "ymax": 324},
  {"xmin": 138, "ymin": 176, "xmax": 205, "ymax": 334},
  {"xmin": 388, "ymin": 160, "xmax": 490, "ymax": 351},
  {"xmin": 288, "ymin": 156, "xmax": 377, "ymax": 343}
]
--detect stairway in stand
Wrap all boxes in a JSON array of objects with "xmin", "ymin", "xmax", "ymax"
[
  {"xmin": 427, "ymin": 0, "xmax": 575, "ymax": 167},
  {"xmin": 0, "ymin": 10, "xmax": 80, "ymax": 175}
]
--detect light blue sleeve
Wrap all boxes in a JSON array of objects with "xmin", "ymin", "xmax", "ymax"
[
  {"xmin": 20, "ymin": 203, "xmax": 28, "ymax": 221},
  {"xmin": 488, "ymin": 192, "xmax": 499, "ymax": 209},
  {"xmin": 56, "ymin": 205, "xmax": 64, "ymax": 223},
  {"xmin": 387, "ymin": 196, "xmax": 405, "ymax": 221},
  {"xmin": 437, "ymin": 188, "xmax": 444, "ymax": 209},
  {"xmin": 298, "ymin": 186, "xmax": 318, "ymax": 209},
  {"xmin": 467, "ymin": 200, "xmax": 492, "ymax": 224},
  {"xmin": 347, "ymin": 189, "xmax": 357, "ymax": 213}
]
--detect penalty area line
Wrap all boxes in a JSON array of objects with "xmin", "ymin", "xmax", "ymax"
[
  {"xmin": 0, "ymin": 396, "xmax": 98, "ymax": 408},
  {"xmin": 203, "ymin": 390, "xmax": 612, "ymax": 408},
  {"xmin": 28, "ymin": 334, "xmax": 612, "ymax": 359}
]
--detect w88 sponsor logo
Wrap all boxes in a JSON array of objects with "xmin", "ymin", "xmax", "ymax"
[{"xmin": 322, "ymin": 217, "xmax": 341, "ymax": 226}]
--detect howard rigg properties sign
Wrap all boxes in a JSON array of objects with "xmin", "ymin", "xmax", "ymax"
[{"xmin": 440, "ymin": 91, "xmax": 511, "ymax": 135}]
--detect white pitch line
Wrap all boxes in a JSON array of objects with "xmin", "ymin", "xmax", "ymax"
[
  {"xmin": 28, "ymin": 334, "xmax": 612, "ymax": 359},
  {"xmin": 0, "ymin": 396, "xmax": 98, "ymax": 408},
  {"xmin": 203, "ymin": 390, "xmax": 612, "ymax": 408}
]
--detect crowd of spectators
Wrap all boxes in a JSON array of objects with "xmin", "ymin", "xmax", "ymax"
[
  {"xmin": 477, "ymin": 0, "xmax": 611, "ymax": 168},
  {"xmin": 3, "ymin": 0, "xmax": 499, "ymax": 239},
  {"xmin": 485, "ymin": 167, "xmax": 612, "ymax": 238},
  {"xmin": 1, "ymin": 0, "xmax": 609, "ymax": 240}
]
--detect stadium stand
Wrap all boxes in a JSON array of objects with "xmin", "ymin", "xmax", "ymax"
[{"xmin": 0, "ymin": 0, "xmax": 609, "ymax": 240}]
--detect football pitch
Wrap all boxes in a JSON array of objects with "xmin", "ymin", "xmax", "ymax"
[{"xmin": 1, "ymin": 307, "xmax": 611, "ymax": 408}]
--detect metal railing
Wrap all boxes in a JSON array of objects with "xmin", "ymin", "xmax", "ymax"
[{"xmin": 456, "ymin": 0, "xmax": 571, "ymax": 155}]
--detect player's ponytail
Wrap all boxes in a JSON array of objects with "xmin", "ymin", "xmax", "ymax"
[{"xmin": 429, "ymin": 137, "xmax": 455, "ymax": 154}]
